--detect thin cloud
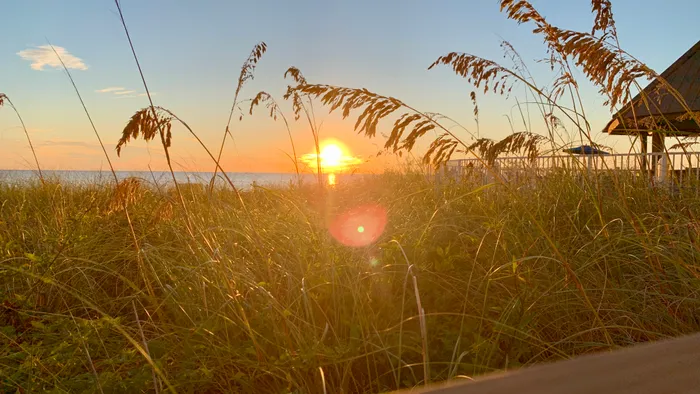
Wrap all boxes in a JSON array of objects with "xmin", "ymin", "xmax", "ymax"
[
  {"xmin": 34, "ymin": 139, "xmax": 149, "ymax": 153},
  {"xmin": 35, "ymin": 140, "xmax": 99, "ymax": 149},
  {"xmin": 96, "ymin": 87, "xmax": 125, "ymax": 93},
  {"xmin": 28, "ymin": 128, "xmax": 53, "ymax": 134},
  {"xmin": 17, "ymin": 45, "xmax": 88, "ymax": 71},
  {"xmin": 97, "ymin": 87, "xmax": 156, "ymax": 99},
  {"xmin": 115, "ymin": 92, "xmax": 157, "ymax": 99}
]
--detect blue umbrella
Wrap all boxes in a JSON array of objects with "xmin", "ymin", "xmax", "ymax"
[{"xmin": 563, "ymin": 145, "xmax": 610, "ymax": 155}]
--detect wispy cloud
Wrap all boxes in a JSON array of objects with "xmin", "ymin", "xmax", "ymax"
[
  {"xmin": 17, "ymin": 45, "xmax": 88, "ymax": 71},
  {"xmin": 115, "ymin": 92, "xmax": 157, "ymax": 99},
  {"xmin": 35, "ymin": 140, "xmax": 99, "ymax": 149},
  {"xmin": 96, "ymin": 87, "xmax": 125, "ymax": 93},
  {"xmin": 96, "ymin": 87, "xmax": 155, "ymax": 99},
  {"xmin": 28, "ymin": 128, "xmax": 53, "ymax": 134}
]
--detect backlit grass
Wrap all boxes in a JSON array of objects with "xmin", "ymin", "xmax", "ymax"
[{"xmin": 2, "ymin": 172, "xmax": 699, "ymax": 393}]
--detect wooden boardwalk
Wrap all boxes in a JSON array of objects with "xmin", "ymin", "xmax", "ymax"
[{"xmin": 395, "ymin": 333, "xmax": 700, "ymax": 394}]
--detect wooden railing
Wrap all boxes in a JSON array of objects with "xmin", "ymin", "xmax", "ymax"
[
  {"xmin": 394, "ymin": 332, "xmax": 700, "ymax": 394},
  {"xmin": 446, "ymin": 152, "xmax": 700, "ymax": 185}
]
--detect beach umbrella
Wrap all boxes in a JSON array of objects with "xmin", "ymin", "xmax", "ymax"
[{"xmin": 563, "ymin": 145, "xmax": 610, "ymax": 155}]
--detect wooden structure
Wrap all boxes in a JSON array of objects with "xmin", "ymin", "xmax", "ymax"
[
  {"xmin": 602, "ymin": 39, "xmax": 700, "ymax": 172},
  {"xmin": 397, "ymin": 332, "xmax": 700, "ymax": 394},
  {"xmin": 447, "ymin": 151, "xmax": 700, "ymax": 186}
]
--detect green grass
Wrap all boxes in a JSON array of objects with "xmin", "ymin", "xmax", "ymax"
[
  {"xmin": 2, "ymin": 1, "xmax": 697, "ymax": 392},
  {"xmin": 2, "ymin": 171, "xmax": 700, "ymax": 393}
]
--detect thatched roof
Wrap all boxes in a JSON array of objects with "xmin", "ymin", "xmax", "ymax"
[{"xmin": 603, "ymin": 39, "xmax": 700, "ymax": 136}]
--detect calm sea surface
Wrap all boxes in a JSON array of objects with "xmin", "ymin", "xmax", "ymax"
[{"xmin": 0, "ymin": 170, "xmax": 369, "ymax": 189}]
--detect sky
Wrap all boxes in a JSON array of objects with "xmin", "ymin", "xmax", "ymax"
[{"xmin": 1, "ymin": 0, "xmax": 698, "ymax": 173}]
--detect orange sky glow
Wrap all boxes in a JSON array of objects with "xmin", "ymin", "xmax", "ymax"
[
  {"xmin": 0, "ymin": 112, "xmax": 399, "ymax": 173},
  {"xmin": 3, "ymin": 2, "xmax": 696, "ymax": 173}
]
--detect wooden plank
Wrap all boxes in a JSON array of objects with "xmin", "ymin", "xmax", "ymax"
[{"xmin": 398, "ymin": 333, "xmax": 700, "ymax": 394}]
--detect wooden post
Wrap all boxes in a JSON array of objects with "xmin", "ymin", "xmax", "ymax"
[
  {"xmin": 652, "ymin": 131, "xmax": 665, "ymax": 182},
  {"xmin": 640, "ymin": 133, "xmax": 648, "ymax": 175}
]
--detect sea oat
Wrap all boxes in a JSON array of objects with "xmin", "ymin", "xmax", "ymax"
[
  {"xmin": 465, "ymin": 132, "xmax": 548, "ymax": 164},
  {"xmin": 107, "ymin": 177, "xmax": 144, "ymax": 214},
  {"xmin": 212, "ymin": 42, "xmax": 268, "ymax": 182},
  {"xmin": 498, "ymin": 0, "xmax": 654, "ymax": 109},
  {"xmin": 116, "ymin": 107, "xmax": 173, "ymax": 156}
]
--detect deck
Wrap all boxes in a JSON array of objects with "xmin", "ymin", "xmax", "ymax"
[{"xmin": 395, "ymin": 332, "xmax": 700, "ymax": 394}]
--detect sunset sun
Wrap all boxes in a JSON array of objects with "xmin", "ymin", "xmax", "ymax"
[
  {"xmin": 300, "ymin": 139, "xmax": 363, "ymax": 173},
  {"xmin": 319, "ymin": 144, "xmax": 343, "ymax": 168}
]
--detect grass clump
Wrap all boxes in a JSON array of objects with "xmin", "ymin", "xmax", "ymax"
[{"xmin": 2, "ymin": 173, "xmax": 700, "ymax": 393}]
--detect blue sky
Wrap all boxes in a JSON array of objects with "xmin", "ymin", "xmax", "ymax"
[{"xmin": 1, "ymin": 0, "xmax": 698, "ymax": 172}]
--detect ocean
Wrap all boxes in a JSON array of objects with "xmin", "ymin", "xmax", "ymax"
[{"xmin": 0, "ymin": 170, "xmax": 369, "ymax": 189}]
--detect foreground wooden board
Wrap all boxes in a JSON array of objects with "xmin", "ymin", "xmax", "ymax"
[{"xmin": 399, "ymin": 333, "xmax": 700, "ymax": 394}]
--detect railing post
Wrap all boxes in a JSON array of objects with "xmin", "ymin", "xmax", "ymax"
[
  {"xmin": 660, "ymin": 153, "xmax": 668, "ymax": 183},
  {"xmin": 587, "ymin": 155, "xmax": 592, "ymax": 176}
]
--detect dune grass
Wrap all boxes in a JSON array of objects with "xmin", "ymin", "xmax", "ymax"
[
  {"xmin": 2, "ymin": 0, "xmax": 700, "ymax": 392},
  {"xmin": 2, "ymin": 171, "xmax": 700, "ymax": 393}
]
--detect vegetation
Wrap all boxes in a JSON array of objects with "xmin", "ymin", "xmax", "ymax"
[
  {"xmin": 2, "ymin": 0, "xmax": 700, "ymax": 393},
  {"xmin": 2, "ymin": 172, "xmax": 700, "ymax": 393}
]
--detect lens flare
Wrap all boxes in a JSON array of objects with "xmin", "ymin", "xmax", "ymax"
[{"xmin": 329, "ymin": 204, "xmax": 387, "ymax": 247}]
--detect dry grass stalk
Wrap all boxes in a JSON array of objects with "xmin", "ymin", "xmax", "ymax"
[
  {"xmin": 114, "ymin": 0, "xmax": 207, "ymax": 262},
  {"xmin": 670, "ymin": 140, "xmax": 700, "ymax": 151},
  {"xmin": 286, "ymin": 82, "xmax": 470, "ymax": 166},
  {"xmin": 428, "ymin": 0, "xmax": 680, "ymax": 157},
  {"xmin": 424, "ymin": 135, "xmax": 460, "ymax": 166},
  {"xmin": 429, "ymin": 51, "xmax": 585, "ymax": 142},
  {"xmin": 116, "ymin": 108, "xmax": 172, "ymax": 157},
  {"xmin": 249, "ymin": 91, "xmax": 300, "ymax": 176},
  {"xmin": 47, "ymin": 42, "xmax": 162, "ymax": 323},
  {"xmin": 497, "ymin": 0, "xmax": 654, "ymax": 109},
  {"xmin": 283, "ymin": 67, "xmax": 309, "ymax": 121},
  {"xmin": 0, "ymin": 93, "xmax": 44, "ymax": 183},
  {"xmin": 211, "ymin": 42, "xmax": 268, "ymax": 184},
  {"xmin": 470, "ymin": 91, "xmax": 479, "ymax": 124},
  {"xmin": 283, "ymin": 67, "xmax": 325, "ymax": 184},
  {"xmin": 116, "ymin": 105, "xmax": 251, "ymax": 216},
  {"xmin": 107, "ymin": 177, "xmax": 144, "ymax": 214},
  {"xmin": 590, "ymin": 0, "xmax": 617, "ymax": 38},
  {"xmin": 46, "ymin": 43, "xmax": 120, "ymax": 185},
  {"xmin": 465, "ymin": 132, "xmax": 548, "ymax": 165},
  {"xmin": 429, "ymin": 53, "xmax": 515, "ymax": 97}
]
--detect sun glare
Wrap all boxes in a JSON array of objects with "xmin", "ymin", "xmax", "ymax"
[
  {"xmin": 300, "ymin": 139, "xmax": 363, "ymax": 173},
  {"xmin": 320, "ymin": 144, "xmax": 343, "ymax": 168}
]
